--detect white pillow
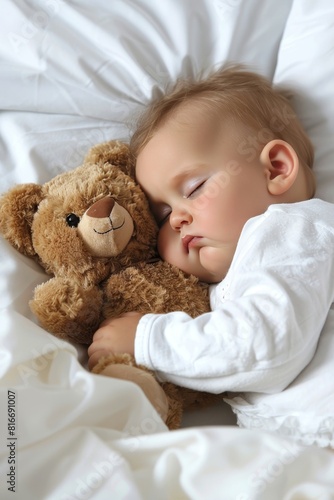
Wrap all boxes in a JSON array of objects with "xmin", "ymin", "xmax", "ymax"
[
  {"xmin": 0, "ymin": 0, "xmax": 293, "ymax": 188},
  {"xmin": 0, "ymin": 0, "xmax": 292, "ymax": 117},
  {"xmin": 273, "ymin": 0, "xmax": 334, "ymax": 203}
]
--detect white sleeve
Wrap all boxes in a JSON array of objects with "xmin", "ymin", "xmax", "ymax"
[{"xmin": 135, "ymin": 202, "xmax": 334, "ymax": 394}]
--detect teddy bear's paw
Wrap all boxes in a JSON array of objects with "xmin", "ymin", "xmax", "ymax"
[
  {"xmin": 93, "ymin": 358, "xmax": 169, "ymax": 423},
  {"xmin": 30, "ymin": 278, "xmax": 103, "ymax": 343}
]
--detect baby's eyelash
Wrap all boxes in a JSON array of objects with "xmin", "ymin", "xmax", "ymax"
[{"xmin": 187, "ymin": 180, "xmax": 206, "ymax": 198}]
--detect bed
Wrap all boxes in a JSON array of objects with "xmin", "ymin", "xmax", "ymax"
[{"xmin": 1, "ymin": 1, "xmax": 334, "ymax": 498}]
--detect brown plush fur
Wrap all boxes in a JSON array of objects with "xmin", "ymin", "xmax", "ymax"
[{"xmin": 0, "ymin": 140, "xmax": 222, "ymax": 429}]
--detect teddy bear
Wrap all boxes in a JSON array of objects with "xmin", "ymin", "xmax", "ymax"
[{"xmin": 0, "ymin": 140, "xmax": 221, "ymax": 429}]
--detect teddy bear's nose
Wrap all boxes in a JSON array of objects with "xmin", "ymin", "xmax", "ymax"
[
  {"xmin": 78, "ymin": 196, "xmax": 134, "ymax": 257},
  {"xmin": 86, "ymin": 197, "xmax": 115, "ymax": 218}
]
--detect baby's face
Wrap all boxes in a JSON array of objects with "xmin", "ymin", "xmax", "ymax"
[{"xmin": 136, "ymin": 109, "xmax": 273, "ymax": 283}]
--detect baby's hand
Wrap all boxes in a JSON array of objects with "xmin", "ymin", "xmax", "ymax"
[{"xmin": 87, "ymin": 312, "xmax": 143, "ymax": 370}]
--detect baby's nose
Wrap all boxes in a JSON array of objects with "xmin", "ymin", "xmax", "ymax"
[{"xmin": 169, "ymin": 208, "xmax": 192, "ymax": 230}]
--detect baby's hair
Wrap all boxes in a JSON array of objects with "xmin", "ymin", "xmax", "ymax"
[{"xmin": 130, "ymin": 64, "xmax": 314, "ymax": 170}]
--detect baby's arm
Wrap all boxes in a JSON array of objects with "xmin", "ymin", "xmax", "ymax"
[
  {"xmin": 88, "ymin": 312, "xmax": 143, "ymax": 370},
  {"xmin": 132, "ymin": 206, "xmax": 334, "ymax": 395}
]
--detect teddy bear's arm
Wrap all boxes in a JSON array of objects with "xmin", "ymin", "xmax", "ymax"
[
  {"xmin": 102, "ymin": 266, "xmax": 168, "ymax": 319},
  {"xmin": 30, "ymin": 277, "xmax": 104, "ymax": 344},
  {"xmin": 0, "ymin": 183, "xmax": 43, "ymax": 257},
  {"xmin": 102, "ymin": 261, "xmax": 210, "ymax": 320}
]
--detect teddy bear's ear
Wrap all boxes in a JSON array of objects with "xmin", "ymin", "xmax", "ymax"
[
  {"xmin": 0, "ymin": 183, "xmax": 44, "ymax": 257},
  {"xmin": 84, "ymin": 140, "xmax": 135, "ymax": 177}
]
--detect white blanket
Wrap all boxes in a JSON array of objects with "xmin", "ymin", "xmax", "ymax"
[{"xmin": 1, "ymin": 1, "xmax": 334, "ymax": 498}]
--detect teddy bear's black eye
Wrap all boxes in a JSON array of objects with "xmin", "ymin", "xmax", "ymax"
[{"xmin": 66, "ymin": 213, "xmax": 80, "ymax": 228}]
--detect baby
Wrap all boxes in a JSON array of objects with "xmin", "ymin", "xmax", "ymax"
[{"xmin": 88, "ymin": 65, "xmax": 334, "ymax": 404}]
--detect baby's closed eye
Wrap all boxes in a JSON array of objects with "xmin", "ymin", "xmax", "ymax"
[{"xmin": 185, "ymin": 180, "xmax": 207, "ymax": 198}]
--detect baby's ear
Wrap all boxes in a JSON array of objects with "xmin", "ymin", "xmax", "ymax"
[
  {"xmin": 0, "ymin": 184, "xmax": 44, "ymax": 257},
  {"xmin": 260, "ymin": 140, "xmax": 299, "ymax": 195}
]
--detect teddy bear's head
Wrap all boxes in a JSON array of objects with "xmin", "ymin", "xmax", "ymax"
[{"xmin": 0, "ymin": 141, "xmax": 158, "ymax": 287}]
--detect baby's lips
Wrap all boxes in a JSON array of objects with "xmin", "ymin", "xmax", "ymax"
[{"xmin": 182, "ymin": 234, "xmax": 194, "ymax": 253}]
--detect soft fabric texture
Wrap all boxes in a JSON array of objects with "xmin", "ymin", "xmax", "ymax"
[
  {"xmin": 226, "ymin": 308, "xmax": 334, "ymax": 447},
  {"xmin": 1, "ymin": 1, "xmax": 334, "ymax": 498}
]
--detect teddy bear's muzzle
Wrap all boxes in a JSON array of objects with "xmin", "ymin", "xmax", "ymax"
[{"xmin": 77, "ymin": 197, "xmax": 134, "ymax": 257}]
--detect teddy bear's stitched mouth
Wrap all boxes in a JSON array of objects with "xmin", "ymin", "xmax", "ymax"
[{"xmin": 93, "ymin": 218, "xmax": 125, "ymax": 234}]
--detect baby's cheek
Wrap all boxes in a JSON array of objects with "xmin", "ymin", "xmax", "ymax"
[
  {"xmin": 157, "ymin": 226, "xmax": 193, "ymax": 276},
  {"xmin": 157, "ymin": 226, "xmax": 176, "ymax": 263},
  {"xmin": 199, "ymin": 247, "xmax": 232, "ymax": 280}
]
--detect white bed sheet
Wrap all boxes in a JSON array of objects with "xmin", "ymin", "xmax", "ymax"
[{"xmin": 1, "ymin": 1, "xmax": 334, "ymax": 498}]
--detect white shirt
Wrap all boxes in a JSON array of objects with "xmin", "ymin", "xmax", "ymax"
[{"xmin": 135, "ymin": 199, "xmax": 334, "ymax": 394}]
